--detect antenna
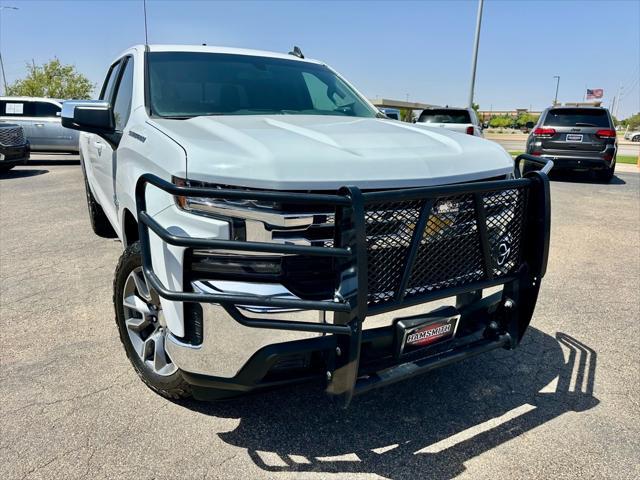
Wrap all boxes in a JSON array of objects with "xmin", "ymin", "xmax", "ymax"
[
  {"xmin": 288, "ymin": 46, "xmax": 304, "ymax": 59},
  {"xmin": 143, "ymin": 0, "xmax": 149, "ymax": 45}
]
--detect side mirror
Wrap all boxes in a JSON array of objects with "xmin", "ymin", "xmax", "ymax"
[
  {"xmin": 62, "ymin": 100, "xmax": 120, "ymax": 148},
  {"xmin": 62, "ymin": 100, "xmax": 115, "ymax": 135}
]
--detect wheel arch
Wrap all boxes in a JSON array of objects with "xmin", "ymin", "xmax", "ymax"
[{"xmin": 122, "ymin": 208, "xmax": 139, "ymax": 247}]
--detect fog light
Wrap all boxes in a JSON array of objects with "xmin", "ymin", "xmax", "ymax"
[
  {"xmin": 0, "ymin": 153, "xmax": 5, "ymax": 161},
  {"xmin": 191, "ymin": 252, "xmax": 282, "ymax": 276}
]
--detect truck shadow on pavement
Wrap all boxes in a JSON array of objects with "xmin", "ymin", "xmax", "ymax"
[
  {"xmin": 28, "ymin": 158, "xmax": 80, "ymax": 166},
  {"xmin": 550, "ymin": 170, "xmax": 626, "ymax": 185},
  {"xmin": 0, "ymin": 168, "xmax": 48, "ymax": 179},
  {"xmin": 185, "ymin": 330, "xmax": 598, "ymax": 479}
]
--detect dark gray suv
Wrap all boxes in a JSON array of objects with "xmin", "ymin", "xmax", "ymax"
[{"xmin": 526, "ymin": 106, "xmax": 617, "ymax": 181}]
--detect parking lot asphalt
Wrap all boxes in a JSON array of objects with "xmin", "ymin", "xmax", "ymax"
[{"xmin": 1, "ymin": 154, "xmax": 639, "ymax": 480}]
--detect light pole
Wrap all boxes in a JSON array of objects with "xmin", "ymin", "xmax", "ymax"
[
  {"xmin": 0, "ymin": 5, "xmax": 19, "ymax": 94},
  {"xmin": 553, "ymin": 75, "xmax": 560, "ymax": 105},
  {"xmin": 468, "ymin": 0, "xmax": 484, "ymax": 108}
]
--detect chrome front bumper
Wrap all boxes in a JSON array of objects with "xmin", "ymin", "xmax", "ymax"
[{"xmin": 165, "ymin": 280, "xmax": 480, "ymax": 378}]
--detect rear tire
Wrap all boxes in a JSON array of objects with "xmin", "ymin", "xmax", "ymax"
[
  {"xmin": 632, "ymin": 135, "xmax": 640, "ymax": 142},
  {"xmin": 80, "ymin": 154, "xmax": 116, "ymax": 238},
  {"xmin": 114, "ymin": 242, "xmax": 192, "ymax": 400},
  {"xmin": 596, "ymin": 162, "xmax": 615, "ymax": 182}
]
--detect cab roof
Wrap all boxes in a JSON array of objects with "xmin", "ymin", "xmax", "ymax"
[
  {"xmin": 0, "ymin": 96, "xmax": 64, "ymax": 104},
  {"xmin": 123, "ymin": 44, "xmax": 323, "ymax": 65}
]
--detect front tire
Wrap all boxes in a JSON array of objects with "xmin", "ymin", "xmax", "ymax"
[
  {"xmin": 632, "ymin": 135, "xmax": 640, "ymax": 142},
  {"xmin": 114, "ymin": 242, "xmax": 192, "ymax": 400}
]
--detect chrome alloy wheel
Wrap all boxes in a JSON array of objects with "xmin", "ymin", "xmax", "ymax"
[{"xmin": 122, "ymin": 267, "xmax": 177, "ymax": 376}]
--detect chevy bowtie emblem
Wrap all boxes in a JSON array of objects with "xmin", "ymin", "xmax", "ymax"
[{"xmin": 496, "ymin": 234, "xmax": 513, "ymax": 266}]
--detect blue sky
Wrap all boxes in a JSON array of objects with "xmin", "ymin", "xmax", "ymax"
[{"xmin": 2, "ymin": 0, "xmax": 639, "ymax": 118}]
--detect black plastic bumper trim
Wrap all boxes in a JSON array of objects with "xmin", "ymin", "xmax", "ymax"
[{"xmin": 354, "ymin": 333, "xmax": 511, "ymax": 395}]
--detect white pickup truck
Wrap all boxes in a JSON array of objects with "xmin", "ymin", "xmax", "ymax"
[
  {"xmin": 62, "ymin": 44, "xmax": 552, "ymax": 406},
  {"xmin": 414, "ymin": 107, "xmax": 484, "ymax": 137}
]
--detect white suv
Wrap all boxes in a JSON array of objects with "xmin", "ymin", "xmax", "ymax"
[
  {"xmin": 62, "ymin": 44, "xmax": 552, "ymax": 406},
  {"xmin": 0, "ymin": 96, "xmax": 80, "ymax": 152}
]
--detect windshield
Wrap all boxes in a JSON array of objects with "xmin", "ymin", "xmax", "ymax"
[
  {"xmin": 147, "ymin": 52, "xmax": 377, "ymax": 118},
  {"xmin": 418, "ymin": 109, "xmax": 471, "ymax": 124},
  {"xmin": 543, "ymin": 109, "xmax": 610, "ymax": 127}
]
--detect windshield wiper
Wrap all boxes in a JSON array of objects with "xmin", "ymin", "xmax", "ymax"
[{"xmin": 574, "ymin": 122, "xmax": 597, "ymax": 127}]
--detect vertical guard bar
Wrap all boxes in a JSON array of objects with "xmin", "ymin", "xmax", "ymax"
[
  {"xmin": 396, "ymin": 199, "xmax": 434, "ymax": 301},
  {"xmin": 326, "ymin": 186, "xmax": 368, "ymax": 408},
  {"xmin": 503, "ymin": 166, "xmax": 551, "ymax": 344},
  {"xmin": 473, "ymin": 192, "xmax": 495, "ymax": 280},
  {"xmin": 135, "ymin": 177, "xmax": 155, "ymax": 287}
]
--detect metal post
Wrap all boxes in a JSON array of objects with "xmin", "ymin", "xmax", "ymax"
[
  {"xmin": 614, "ymin": 84, "xmax": 622, "ymax": 117},
  {"xmin": 0, "ymin": 52, "xmax": 7, "ymax": 94},
  {"xmin": 0, "ymin": 6, "xmax": 19, "ymax": 94},
  {"xmin": 468, "ymin": 0, "xmax": 484, "ymax": 108},
  {"xmin": 553, "ymin": 76, "xmax": 560, "ymax": 105}
]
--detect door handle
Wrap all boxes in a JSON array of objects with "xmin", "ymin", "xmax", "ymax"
[{"xmin": 34, "ymin": 123, "xmax": 45, "ymax": 127}]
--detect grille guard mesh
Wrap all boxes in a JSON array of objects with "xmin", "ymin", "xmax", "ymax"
[
  {"xmin": 135, "ymin": 154, "xmax": 552, "ymax": 406},
  {"xmin": 365, "ymin": 187, "xmax": 528, "ymax": 308}
]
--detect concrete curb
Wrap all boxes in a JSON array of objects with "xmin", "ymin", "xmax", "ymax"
[{"xmin": 616, "ymin": 163, "xmax": 639, "ymax": 173}]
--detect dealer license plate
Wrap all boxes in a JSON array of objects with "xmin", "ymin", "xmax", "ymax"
[{"xmin": 395, "ymin": 306, "xmax": 460, "ymax": 357}]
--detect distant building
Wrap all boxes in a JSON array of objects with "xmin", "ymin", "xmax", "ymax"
[
  {"xmin": 369, "ymin": 98, "xmax": 437, "ymax": 122},
  {"xmin": 479, "ymin": 102, "xmax": 603, "ymax": 122},
  {"xmin": 369, "ymin": 98, "xmax": 437, "ymax": 111},
  {"xmin": 477, "ymin": 108, "xmax": 542, "ymax": 122}
]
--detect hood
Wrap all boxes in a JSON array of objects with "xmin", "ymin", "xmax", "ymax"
[
  {"xmin": 150, "ymin": 115, "xmax": 513, "ymax": 190},
  {"xmin": 413, "ymin": 122, "xmax": 472, "ymax": 134}
]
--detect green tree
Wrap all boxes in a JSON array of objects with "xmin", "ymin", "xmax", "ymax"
[
  {"xmin": 515, "ymin": 112, "xmax": 539, "ymax": 127},
  {"xmin": 489, "ymin": 115, "xmax": 512, "ymax": 128},
  {"xmin": 6, "ymin": 58, "xmax": 95, "ymax": 99},
  {"xmin": 400, "ymin": 108, "xmax": 414, "ymax": 122},
  {"xmin": 621, "ymin": 112, "xmax": 640, "ymax": 130}
]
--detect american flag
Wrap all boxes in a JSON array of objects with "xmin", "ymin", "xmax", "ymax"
[{"xmin": 586, "ymin": 88, "xmax": 604, "ymax": 99}]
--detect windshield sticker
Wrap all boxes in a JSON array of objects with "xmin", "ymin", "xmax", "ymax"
[{"xmin": 6, "ymin": 103, "xmax": 24, "ymax": 114}]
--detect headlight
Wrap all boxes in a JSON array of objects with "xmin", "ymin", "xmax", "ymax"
[
  {"xmin": 172, "ymin": 177, "xmax": 337, "ymax": 300},
  {"xmin": 172, "ymin": 177, "xmax": 316, "ymax": 231}
]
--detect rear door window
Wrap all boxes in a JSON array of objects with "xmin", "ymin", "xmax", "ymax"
[
  {"xmin": 418, "ymin": 109, "xmax": 471, "ymax": 124},
  {"xmin": 33, "ymin": 101, "xmax": 61, "ymax": 118},
  {"xmin": 0, "ymin": 100, "xmax": 35, "ymax": 117},
  {"xmin": 543, "ymin": 109, "xmax": 610, "ymax": 128}
]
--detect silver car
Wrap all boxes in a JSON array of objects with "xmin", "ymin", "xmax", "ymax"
[{"xmin": 0, "ymin": 96, "xmax": 80, "ymax": 152}]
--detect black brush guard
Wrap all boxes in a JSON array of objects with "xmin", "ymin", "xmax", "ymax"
[{"xmin": 136, "ymin": 154, "xmax": 552, "ymax": 407}]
